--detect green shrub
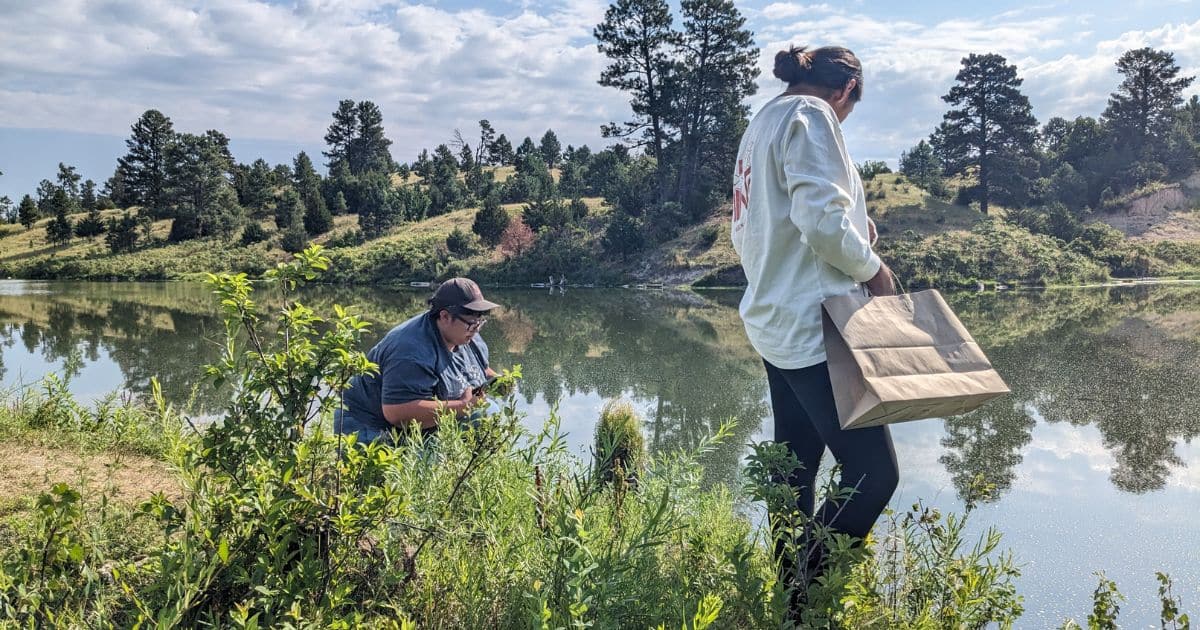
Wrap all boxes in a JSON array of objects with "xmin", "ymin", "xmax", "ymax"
[
  {"xmin": 326, "ymin": 228, "xmax": 365, "ymax": 249},
  {"xmin": 239, "ymin": 221, "xmax": 268, "ymax": 245},
  {"xmin": 280, "ymin": 224, "xmax": 309, "ymax": 253},
  {"xmin": 593, "ymin": 399, "xmax": 646, "ymax": 485},
  {"xmin": 698, "ymin": 224, "xmax": 720, "ymax": 249},
  {"xmin": 446, "ymin": 227, "xmax": 476, "ymax": 257}
]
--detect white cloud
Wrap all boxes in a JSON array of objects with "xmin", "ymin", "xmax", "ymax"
[
  {"xmin": 0, "ymin": 0, "xmax": 1197, "ymax": 173},
  {"xmin": 0, "ymin": 0, "xmax": 624, "ymax": 162}
]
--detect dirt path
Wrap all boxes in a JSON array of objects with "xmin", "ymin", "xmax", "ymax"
[{"xmin": 0, "ymin": 443, "xmax": 179, "ymax": 505}]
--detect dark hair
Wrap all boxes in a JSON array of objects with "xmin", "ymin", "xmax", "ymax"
[{"xmin": 773, "ymin": 45, "xmax": 863, "ymax": 102}]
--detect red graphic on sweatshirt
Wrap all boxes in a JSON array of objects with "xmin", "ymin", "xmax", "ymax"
[{"xmin": 733, "ymin": 159, "xmax": 751, "ymax": 222}]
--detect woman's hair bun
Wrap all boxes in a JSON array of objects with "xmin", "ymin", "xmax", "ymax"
[{"xmin": 772, "ymin": 45, "xmax": 811, "ymax": 84}]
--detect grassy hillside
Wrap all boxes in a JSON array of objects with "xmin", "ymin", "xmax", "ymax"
[{"xmin": 3, "ymin": 171, "xmax": 1198, "ymax": 287}]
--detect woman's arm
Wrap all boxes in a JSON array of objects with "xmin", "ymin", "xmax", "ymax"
[{"xmin": 382, "ymin": 389, "xmax": 476, "ymax": 430}]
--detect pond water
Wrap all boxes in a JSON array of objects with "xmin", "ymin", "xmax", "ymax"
[{"xmin": 1, "ymin": 279, "xmax": 1198, "ymax": 627}]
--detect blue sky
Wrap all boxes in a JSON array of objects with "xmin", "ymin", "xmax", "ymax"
[{"xmin": 1, "ymin": 0, "xmax": 1198, "ymax": 202}]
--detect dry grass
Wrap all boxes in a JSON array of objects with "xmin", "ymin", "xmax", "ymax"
[{"xmin": 0, "ymin": 443, "xmax": 179, "ymax": 507}]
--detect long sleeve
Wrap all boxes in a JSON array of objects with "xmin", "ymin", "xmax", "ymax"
[{"xmin": 782, "ymin": 110, "xmax": 881, "ymax": 283}]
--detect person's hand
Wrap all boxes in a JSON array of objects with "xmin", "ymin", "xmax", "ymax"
[
  {"xmin": 864, "ymin": 263, "xmax": 896, "ymax": 297},
  {"xmin": 457, "ymin": 387, "xmax": 477, "ymax": 412},
  {"xmin": 868, "ymin": 219, "xmax": 878, "ymax": 246}
]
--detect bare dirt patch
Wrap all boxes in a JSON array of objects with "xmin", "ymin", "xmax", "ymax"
[
  {"xmin": 0, "ymin": 443, "xmax": 178, "ymax": 505},
  {"xmin": 1091, "ymin": 172, "xmax": 1200, "ymax": 242}
]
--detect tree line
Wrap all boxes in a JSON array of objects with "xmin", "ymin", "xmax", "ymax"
[{"xmin": 897, "ymin": 47, "xmax": 1197, "ymax": 231}]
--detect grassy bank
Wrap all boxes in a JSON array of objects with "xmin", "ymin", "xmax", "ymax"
[{"xmin": 0, "ymin": 249, "xmax": 1191, "ymax": 628}]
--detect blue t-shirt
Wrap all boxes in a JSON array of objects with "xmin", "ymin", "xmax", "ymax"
[{"xmin": 337, "ymin": 313, "xmax": 490, "ymax": 436}]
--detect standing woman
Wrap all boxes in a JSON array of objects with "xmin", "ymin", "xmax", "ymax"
[{"xmin": 731, "ymin": 45, "xmax": 899, "ymax": 597}]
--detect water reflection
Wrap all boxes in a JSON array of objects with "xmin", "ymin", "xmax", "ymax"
[{"xmin": 2, "ymin": 280, "xmax": 1199, "ymax": 499}]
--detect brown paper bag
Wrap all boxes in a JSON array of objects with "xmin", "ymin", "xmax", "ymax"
[{"xmin": 821, "ymin": 289, "xmax": 1009, "ymax": 429}]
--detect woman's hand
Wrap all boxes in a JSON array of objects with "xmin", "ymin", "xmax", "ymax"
[{"xmin": 864, "ymin": 262, "xmax": 896, "ymax": 297}]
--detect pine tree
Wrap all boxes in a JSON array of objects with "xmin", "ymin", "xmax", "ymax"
[
  {"xmin": 1103, "ymin": 48, "xmax": 1195, "ymax": 155},
  {"xmin": 477, "ymin": 119, "xmax": 496, "ymax": 165},
  {"xmin": 515, "ymin": 137, "xmax": 538, "ymax": 163},
  {"xmin": 472, "ymin": 193, "xmax": 510, "ymax": 247},
  {"xmin": 105, "ymin": 213, "xmax": 141, "ymax": 253},
  {"xmin": 56, "ymin": 163, "xmax": 82, "ymax": 203},
  {"xmin": 117, "ymin": 109, "xmax": 175, "ymax": 218},
  {"xmin": 276, "ymin": 189, "xmax": 304, "ymax": 231},
  {"xmin": 356, "ymin": 173, "xmax": 402, "ymax": 237},
  {"xmin": 459, "ymin": 143, "xmax": 476, "ymax": 172},
  {"xmin": 293, "ymin": 151, "xmax": 331, "ymax": 234},
  {"xmin": 349, "ymin": 101, "xmax": 393, "ymax": 175},
  {"xmin": 0, "ymin": 196, "xmax": 12, "ymax": 224},
  {"xmin": 539, "ymin": 130, "xmax": 562, "ymax": 169},
  {"xmin": 242, "ymin": 159, "xmax": 275, "ymax": 213},
  {"xmin": 164, "ymin": 130, "xmax": 243, "ymax": 241},
  {"xmin": 489, "ymin": 134, "xmax": 515, "ymax": 166},
  {"xmin": 333, "ymin": 191, "xmax": 349, "ymax": 216},
  {"xmin": 595, "ymin": 0, "xmax": 677, "ymax": 200},
  {"xmin": 46, "ymin": 206, "xmax": 74, "ymax": 245},
  {"xmin": 428, "ymin": 144, "xmax": 465, "ymax": 215},
  {"xmin": 900, "ymin": 140, "xmax": 943, "ymax": 193},
  {"xmin": 323, "ymin": 99, "xmax": 357, "ymax": 170},
  {"xmin": 74, "ymin": 206, "xmax": 106, "ymax": 238},
  {"xmin": 36, "ymin": 179, "xmax": 58, "ymax": 215},
  {"xmin": 932, "ymin": 53, "xmax": 1039, "ymax": 214},
  {"xmin": 18, "ymin": 195, "xmax": 39, "ymax": 230},
  {"xmin": 669, "ymin": 0, "xmax": 757, "ymax": 211},
  {"xmin": 80, "ymin": 179, "xmax": 97, "ymax": 211}
]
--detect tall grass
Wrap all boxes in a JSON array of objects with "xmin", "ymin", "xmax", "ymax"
[{"xmin": 0, "ymin": 246, "xmax": 1189, "ymax": 628}]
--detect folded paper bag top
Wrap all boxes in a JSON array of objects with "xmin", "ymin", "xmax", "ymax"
[{"xmin": 821, "ymin": 289, "xmax": 1010, "ymax": 430}]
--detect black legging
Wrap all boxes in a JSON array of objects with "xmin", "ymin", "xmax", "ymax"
[{"xmin": 764, "ymin": 359, "xmax": 899, "ymax": 579}]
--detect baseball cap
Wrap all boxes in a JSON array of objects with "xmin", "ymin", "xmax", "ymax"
[{"xmin": 429, "ymin": 277, "xmax": 501, "ymax": 312}]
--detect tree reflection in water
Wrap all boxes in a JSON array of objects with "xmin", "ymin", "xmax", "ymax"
[{"xmin": 2, "ymin": 281, "xmax": 1199, "ymax": 498}]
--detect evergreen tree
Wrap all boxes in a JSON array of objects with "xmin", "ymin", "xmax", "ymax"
[
  {"xmin": 413, "ymin": 149, "xmax": 433, "ymax": 178},
  {"xmin": 293, "ymin": 151, "xmax": 331, "ymax": 234},
  {"xmin": 476, "ymin": 119, "xmax": 496, "ymax": 165},
  {"xmin": 489, "ymin": 134, "xmax": 515, "ymax": 166},
  {"xmin": 669, "ymin": 0, "xmax": 757, "ymax": 211},
  {"xmin": 323, "ymin": 99, "xmax": 357, "ymax": 170},
  {"xmin": 349, "ymin": 101, "xmax": 393, "ymax": 175},
  {"xmin": 595, "ymin": 0, "xmax": 677, "ymax": 200},
  {"xmin": 428, "ymin": 144, "xmax": 465, "ymax": 215},
  {"xmin": 900, "ymin": 140, "xmax": 944, "ymax": 192},
  {"xmin": 539, "ymin": 130, "xmax": 562, "ymax": 169},
  {"xmin": 1103, "ymin": 48, "xmax": 1195, "ymax": 156},
  {"xmin": 105, "ymin": 213, "xmax": 141, "ymax": 252},
  {"xmin": 515, "ymin": 137, "xmax": 538, "ymax": 163},
  {"xmin": 80, "ymin": 179, "xmax": 97, "ymax": 211},
  {"xmin": 356, "ymin": 173, "xmax": 402, "ymax": 237},
  {"xmin": 74, "ymin": 206, "xmax": 106, "ymax": 238},
  {"xmin": 46, "ymin": 206, "xmax": 74, "ymax": 245},
  {"xmin": 164, "ymin": 130, "xmax": 243, "ymax": 241},
  {"xmin": 117, "ymin": 109, "xmax": 175, "ymax": 217},
  {"xmin": 472, "ymin": 193, "xmax": 510, "ymax": 246},
  {"xmin": 0, "ymin": 196, "xmax": 12, "ymax": 224},
  {"xmin": 56, "ymin": 163, "xmax": 82, "ymax": 202},
  {"xmin": 242, "ymin": 158, "xmax": 275, "ymax": 213},
  {"xmin": 280, "ymin": 223, "xmax": 309, "ymax": 253},
  {"xmin": 459, "ymin": 143, "xmax": 476, "ymax": 171},
  {"xmin": 17, "ymin": 194, "xmax": 39, "ymax": 230},
  {"xmin": 103, "ymin": 169, "xmax": 132, "ymax": 208},
  {"xmin": 36, "ymin": 179, "xmax": 58, "ymax": 215},
  {"xmin": 275, "ymin": 189, "xmax": 304, "ymax": 231},
  {"xmin": 932, "ymin": 53, "xmax": 1039, "ymax": 214},
  {"xmin": 333, "ymin": 191, "xmax": 349, "ymax": 216}
]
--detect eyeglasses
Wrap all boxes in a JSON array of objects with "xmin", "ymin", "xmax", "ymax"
[{"xmin": 453, "ymin": 313, "xmax": 487, "ymax": 331}]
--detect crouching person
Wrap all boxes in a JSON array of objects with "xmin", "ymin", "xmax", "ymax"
[{"xmin": 336, "ymin": 278, "xmax": 501, "ymax": 444}]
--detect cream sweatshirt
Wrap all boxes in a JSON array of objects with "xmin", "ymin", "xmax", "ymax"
[{"xmin": 731, "ymin": 94, "xmax": 880, "ymax": 369}]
